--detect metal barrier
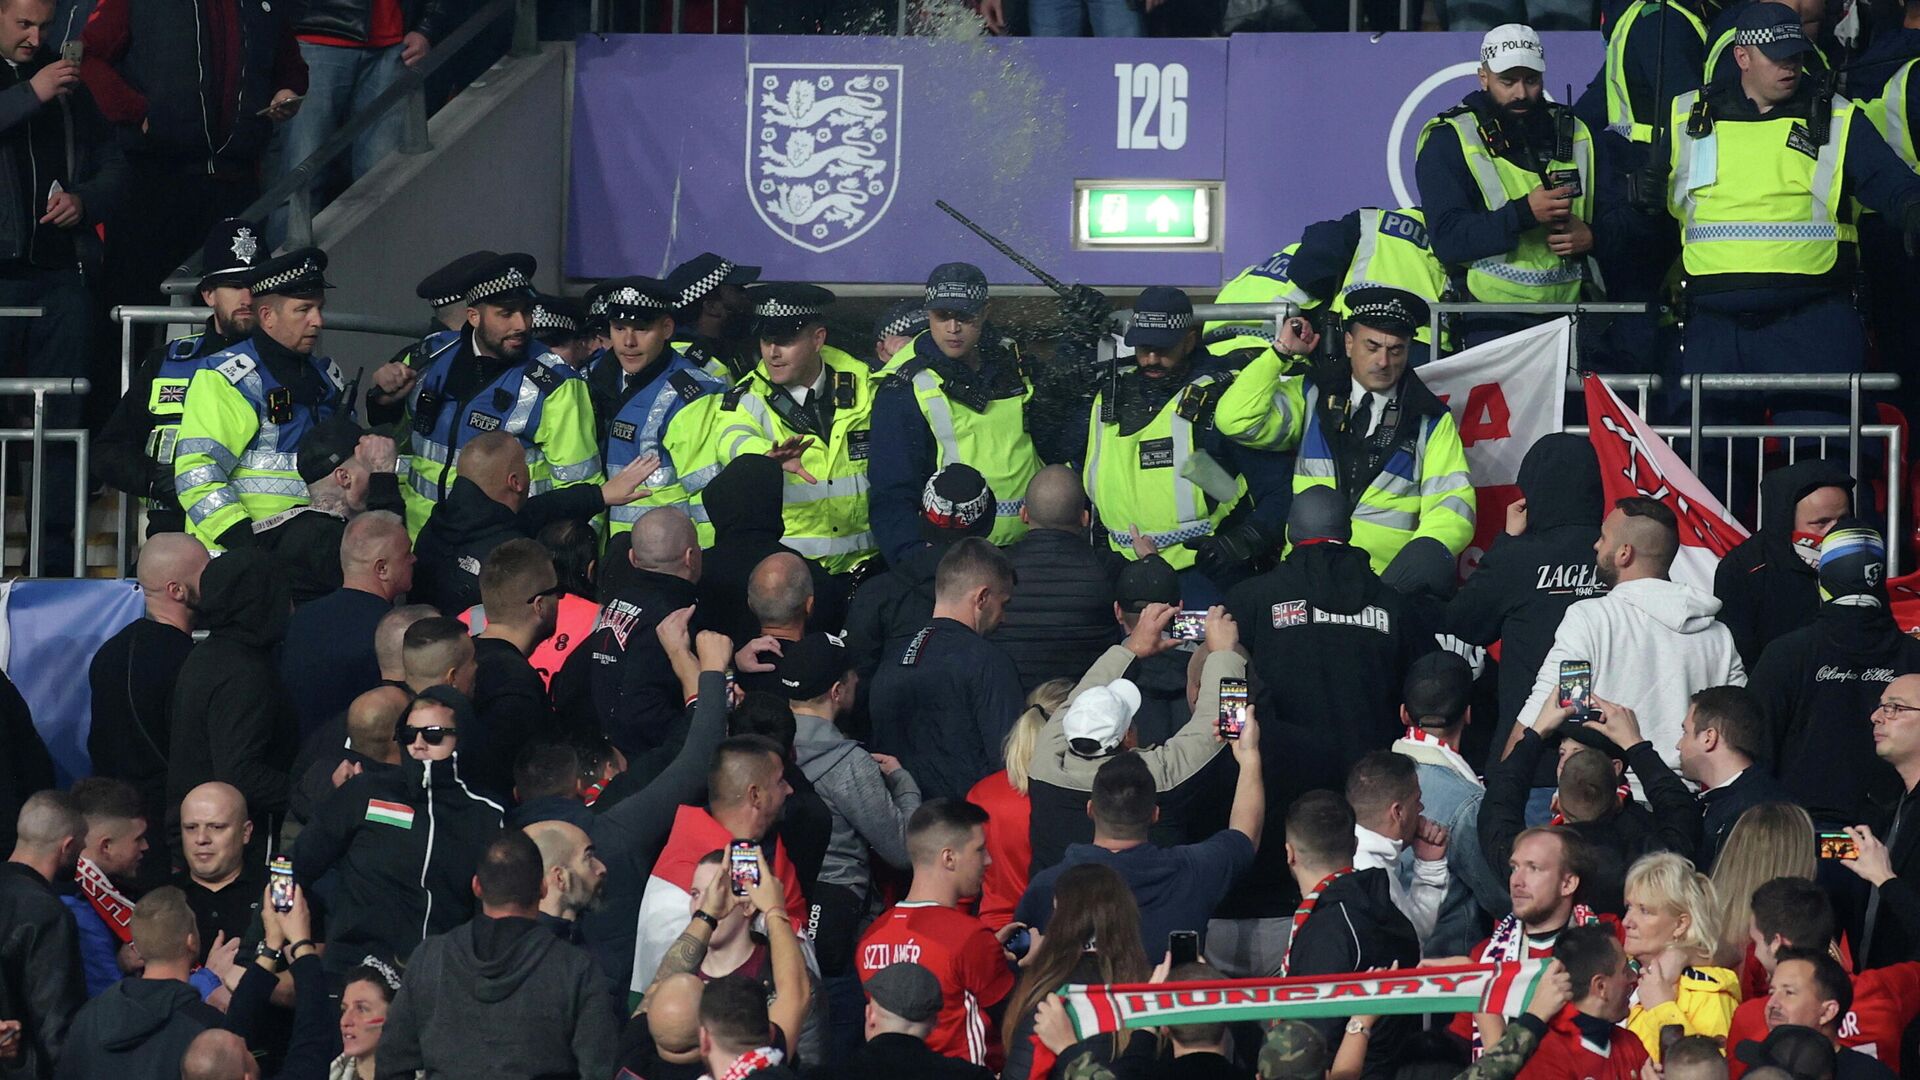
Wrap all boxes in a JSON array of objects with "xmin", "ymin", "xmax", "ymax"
[
  {"xmin": 0, "ymin": 379, "xmax": 91, "ymax": 578},
  {"xmin": 158, "ymin": 0, "xmax": 537, "ymax": 293},
  {"xmin": 106, "ymin": 307, "xmax": 424, "ymax": 576},
  {"xmin": 0, "ymin": 307, "xmax": 45, "ymax": 317},
  {"xmin": 1427, "ymin": 301, "xmax": 1652, "ymax": 364}
]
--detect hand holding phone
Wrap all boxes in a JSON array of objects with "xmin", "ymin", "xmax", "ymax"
[
  {"xmin": 1168, "ymin": 930, "xmax": 1199, "ymax": 967},
  {"xmin": 728, "ymin": 840, "xmax": 761, "ymax": 897},
  {"xmin": 59, "ymin": 39, "xmax": 82, "ymax": 65},
  {"xmin": 1169, "ymin": 610, "xmax": 1207, "ymax": 642},
  {"xmin": 1217, "ymin": 678, "xmax": 1249, "ymax": 740},
  {"xmin": 1557, "ymin": 661, "xmax": 1594, "ymax": 721},
  {"xmin": 1818, "ymin": 830, "xmax": 1859, "ymax": 861},
  {"xmin": 268, "ymin": 855, "xmax": 295, "ymax": 912}
]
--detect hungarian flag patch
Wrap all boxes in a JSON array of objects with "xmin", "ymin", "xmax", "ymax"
[{"xmin": 365, "ymin": 799, "xmax": 415, "ymax": 829}]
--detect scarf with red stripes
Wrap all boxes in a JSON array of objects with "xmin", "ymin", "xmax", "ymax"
[
  {"xmin": 708, "ymin": 1046, "xmax": 784, "ymax": 1080},
  {"xmin": 1279, "ymin": 868, "xmax": 1352, "ymax": 977},
  {"xmin": 75, "ymin": 857, "xmax": 136, "ymax": 944}
]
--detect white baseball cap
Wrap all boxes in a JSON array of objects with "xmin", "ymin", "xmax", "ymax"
[
  {"xmin": 1480, "ymin": 24, "xmax": 1546, "ymax": 74},
  {"xmin": 1062, "ymin": 680, "xmax": 1143, "ymax": 757}
]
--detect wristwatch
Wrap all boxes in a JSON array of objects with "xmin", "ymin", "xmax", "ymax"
[
  {"xmin": 691, "ymin": 910, "xmax": 720, "ymax": 930},
  {"xmin": 1345, "ymin": 1019, "xmax": 1371, "ymax": 1037},
  {"xmin": 254, "ymin": 942, "xmax": 284, "ymax": 970}
]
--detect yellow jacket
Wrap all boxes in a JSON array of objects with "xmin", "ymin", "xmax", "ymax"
[{"xmin": 1625, "ymin": 965, "xmax": 1740, "ymax": 1060}]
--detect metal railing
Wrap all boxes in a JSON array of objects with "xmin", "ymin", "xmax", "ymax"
[
  {"xmin": 0, "ymin": 378, "xmax": 91, "ymax": 578},
  {"xmin": 0, "ymin": 307, "xmax": 45, "ymax": 317},
  {"xmin": 1428, "ymin": 300, "xmax": 1652, "ymax": 364},
  {"xmin": 159, "ymin": 0, "xmax": 538, "ymax": 294},
  {"xmin": 106, "ymin": 307, "xmax": 425, "ymax": 576}
]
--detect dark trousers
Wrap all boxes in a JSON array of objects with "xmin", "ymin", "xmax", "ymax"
[
  {"xmin": 102, "ymin": 163, "xmax": 257, "ymax": 309},
  {"xmin": 0, "ymin": 263, "xmax": 90, "ymax": 574}
]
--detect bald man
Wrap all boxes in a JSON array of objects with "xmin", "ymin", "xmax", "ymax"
[
  {"xmin": 87, "ymin": 534, "xmax": 211, "ymax": 887},
  {"xmin": 625, "ymin": 973, "xmax": 707, "ymax": 1080},
  {"xmin": 179, "ymin": 1029, "xmax": 259, "ymax": 1080},
  {"xmin": 413, "ymin": 430, "xmax": 657, "ymax": 616},
  {"xmin": 281, "ymin": 511, "xmax": 417, "ymax": 740},
  {"xmin": 693, "ymin": 453, "xmax": 846, "ymax": 646},
  {"xmin": 990, "ymin": 464, "xmax": 1123, "ymax": 693},
  {"xmin": 1, "ymin": 791, "xmax": 86, "ymax": 1077},
  {"xmin": 171, "ymin": 783, "xmax": 262, "ymax": 966},
  {"xmin": 525, "ymin": 820, "xmax": 607, "ymax": 940},
  {"xmin": 1513, "ymin": 496, "xmax": 1744, "ymax": 801},
  {"xmin": 553, "ymin": 506, "xmax": 703, "ymax": 755},
  {"xmin": 258, "ymin": 427, "xmax": 405, "ymax": 605}
]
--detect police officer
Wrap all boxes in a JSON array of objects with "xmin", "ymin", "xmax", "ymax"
[
  {"xmin": 1703, "ymin": 0, "xmax": 1826, "ymax": 89},
  {"xmin": 868, "ymin": 262, "xmax": 1104, "ymax": 561},
  {"xmin": 173, "ymin": 247, "xmax": 346, "ymax": 550},
  {"xmin": 255, "ymin": 414, "xmax": 405, "ymax": 604},
  {"xmin": 1573, "ymin": 0, "xmax": 1707, "ymax": 146},
  {"xmin": 532, "ymin": 294, "xmax": 590, "ymax": 368},
  {"xmin": 1417, "ymin": 26, "xmax": 1631, "ymax": 344},
  {"xmin": 586, "ymin": 276, "xmax": 726, "ymax": 545},
  {"xmin": 664, "ymin": 251, "xmax": 762, "ymax": 381},
  {"xmin": 871, "ymin": 299, "xmax": 928, "ymax": 369},
  {"xmin": 1659, "ymin": 3, "xmax": 1920, "ymax": 396},
  {"xmin": 95, "ymin": 218, "xmax": 265, "ymax": 537},
  {"xmin": 365, "ymin": 251, "xmax": 499, "ymax": 429},
  {"xmin": 712, "ymin": 283, "xmax": 879, "ymax": 575},
  {"xmin": 394, "ymin": 252, "xmax": 604, "ymax": 536},
  {"xmin": 1215, "ymin": 288, "xmax": 1476, "ymax": 575},
  {"xmin": 1073, "ymin": 287, "xmax": 1295, "ymax": 605},
  {"xmin": 1206, "ymin": 242, "xmax": 1317, "ymax": 360}
]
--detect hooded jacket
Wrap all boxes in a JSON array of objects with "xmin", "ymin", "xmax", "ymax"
[
  {"xmin": 1447, "ymin": 434, "xmax": 1608, "ymax": 773},
  {"xmin": 53, "ymin": 978, "xmax": 222, "ymax": 1080},
  {"xmin": 1713, "ymin": 459, "xmax": 1854, "ymax": 668},
  {"xmin": 844, "ymin": 540, "xmax": 946, "ymax": 683},
  {"xmin": 378, "ymin": 915, "xmax": 619, "ymax": 1080},
  {"xmin": 1515, "ymin": 577, "xmax": 1745, "ymax": 801},
  {"xmin": 1222, "ymin": 543, "xmax": 1433, "ymax": 919},
  {"xmin": 291, "ymin": 748, "xmax": 503, "ymax": 975},
  {"xmin": 166, "ymin": 548, "xmax": 297, "ymax": 838},
  {"xmin": 792, "ymin": 710, "xmax": 922, "ymax": 902},
  {"xmin": 988, "ymin": 528, "xmax": 1123, "ymax": 694},
  {"xmin": 550, "ymin": 567, "xmax": 699, "ymax": 756},
  {"xmin": 696, "ymin": 455, "xmax": 844, "ymax": 644},
  {"xmin": 1749, "ymin": 601, "xmax": 1920, "ymax": 823},
  {"xmin": 0, "ymin": 862, "xmax": 83, "ymax": 1080},
  {"xmin": 412, "ymin": 475, "xmax": 605, "ymax": 617},
  {"xmin": 1286, "ymin": 868, "xmax": 1420, "ymax": 1079}
]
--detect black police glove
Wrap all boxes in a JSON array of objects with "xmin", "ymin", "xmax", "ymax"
[
  {"xmin": 1057, "ymin": 284, "xmax": 1112, "ymax": 336},
  {"xmin": 1191, "ymin": 519, "xmax": 1280, "ymax": 590},
  {"xmin": 213, "ymin": 520, "xmax": 259, "ymax": 551},
  {"xmin": 146, "ymin": 462, "xmax": 177, "ymax": 503},
  {"xmin": 1905, "ymin": 201, "xmax": 1920, "ymax": 259}
]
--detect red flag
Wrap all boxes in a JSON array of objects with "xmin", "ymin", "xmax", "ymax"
[{"xmin": 1582, "ymin": 374, "xmax": 1750, "ymax": 591}]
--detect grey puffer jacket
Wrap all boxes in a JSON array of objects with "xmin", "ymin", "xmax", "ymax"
[{"xmin": 792, "ymin": 710, "xmax": 921, "ymax": 900}]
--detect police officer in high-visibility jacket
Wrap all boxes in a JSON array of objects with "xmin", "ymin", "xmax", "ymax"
[
  {"xmin": 1416, "ymin": 26, "xmax": 1632, "ymax": 345},
  {"xmin": 868, "ymin": 262, "xmax": 1102, "ymax": 561},
  {"xmin": 665, "ymin": 251, "xmax": 762, "ymax": 383},
  {"xmin": 1571, "ymin": 0, "xmax": 1707, "ymax": 146},
  {"xmin": 393, "ymin": 252, "xmax": 604, "ymax": 536},
  {"xmin": 871, "ymin": 299, "xmax": 928, "ymax": 370},
  {"xmin": 95, "ymin": 217, "xmax": 265, "ymax": 537},
  {"xmin": 1205, "ymin": 244, "xmax": 1317, "ymax": 361},
  {"xmin": 364, "ymin": 251, "xmax": 500, "ymax": 431},
  {"xmin": 532, "ymin": 294, "xmax": 590, "ymax": 369},
  {"xmin": 173, "ymin": 247, "xmax": 346, "ymax": 550},
  {"xmin": 584, "ymin": 276, "xmax": 726, "ymax": 546},
  {"xmin": 1658, "ymin": 3, "xmax": 1920, "ymax": 388},
  {"xmin": 1215, "ymin": 288, "xmax": 1476, "ymax": 575},
  {"xmin": 712, "ymin": 284, "xmax": 879, "ymax": 575},
  {"xmin": 1703, "ymin": 0, "xmax": 1827, "ymax": 90},
  {"xmin": 1072, "ymin": 287, "xmax": 1296, "ymax": 605}
]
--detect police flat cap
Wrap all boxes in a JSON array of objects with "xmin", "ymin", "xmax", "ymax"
[
  {"xmin": 748, "ymin": 283, "xmax": 835, "ymax": 338},
  {"xmin": 417, "ymin": 251, "xmax": 501, "ymax": 308},
  {"xmin": 668, "ymin": 253, "xmax": 761, "ymax": 310},
  {"xmin": 600, "ymin": 276, "xmax": 679, "ymax": 322},
  {"xmin": 249, "ymin": 247, "xmax": 333, "ymax": 298},
  {"xmin": 457, "ymin": 252, "xmax": 538, "ymax": 308},
  {"xmin": 530, "ymin": 294, "xmax": 585, "ymax": 338},
  {"xmin": 1343, "ymin": 286, "xmax": 1430, "ymax": 336}
]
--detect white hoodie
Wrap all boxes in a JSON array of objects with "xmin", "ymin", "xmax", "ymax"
[
  {"xmin": 1519, "ymin": 576, "xmax": 1746, "ymax": 801},
  {"xmin": 1353, "ymin": 824, "xmax": 1449, "ymax": 952}
]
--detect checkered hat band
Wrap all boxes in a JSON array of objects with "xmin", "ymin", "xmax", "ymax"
[
  {"xmin": 757, "ymin": 300, "xmax": 823, "ymax": 319},
  {"xmin": 531, "ymin": 307, "xmax": 578, "ymax": 333},
  {"xmin": 1131, "ymin": 310, "xmax": 1192, "ymax": 331},
  {"xmin": 882, "ymin": 314, "xmax": 928, "ymax": 338},
  {"xmin": 1736, "ymin": 24, "xmax": 1804, "ymax": 43},
  {"xmin": 679, "ymin": 262, "xmax": 734, "ymax": 307},
  {"xmin": 589, "ymin": 296, "xmax": 609, "ymax": 315},
  {"xmin": 251, "ymin": 259, "xmax": 322, "ymax": 294},
  {"xmin": 427, "ymin": 293, "xmax": 461, "ymax": 308},
  {"xmin": 1351, "ymin": 301, "xmax": 1413, "ymax": 322},
  {"xmin": 927, "ymin": 282, "xmax": 988, "ymax": 304},
  {"xmin": 607, "ymin": 287, "xmax": 672, "ymax": 311},
  {"xmin": 463, "ymin": 267, "xmax": 530, "ymax": 305}
]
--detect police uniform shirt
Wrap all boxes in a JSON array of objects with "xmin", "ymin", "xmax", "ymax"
[
  {"xmin": 784, "ymin": 367, "xmax": 831, "ymax": 406},
  {"xmin": 1349, "ymin": 378, "xmax": 1396, "ymax": 439}
]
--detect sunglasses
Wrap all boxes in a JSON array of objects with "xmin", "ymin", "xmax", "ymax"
[
  {"xmin": 395, "ymin": 725, "xmax": 457, "ymax": 746},
  {"xmin": 529, "ymin": 584, "xmax": 566, "ymax": 603}
]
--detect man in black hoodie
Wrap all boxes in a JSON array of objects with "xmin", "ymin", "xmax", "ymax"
[
  {"xmin": 990, "ymin": 465, "xmax": 1123, "ymax": 694},
  {"xmin": 1713, "ymin": 459, "xmax": 1854, "ymax": 669},
  {"xmin": 165, "ymin": 548, "xmax": 295, "ymax": 866},
  {"xmin": 1447, "ymin": 433, "xmax": 1607, "ymax": 772},
  {"xmin": 1750, "ymin": 521, "xmax": 1920, "ymax": 826},
  {"xmin": 1282, "ymin": 790, "xmax": 1418, "ymax": 1077},
  {"xmin": 55, "ymin": 886, "xmax": 222, "ymax": 1080},
  {"xmin": 697, "ymin": 455, "xmax": 841, "ymax": 645},
  {"xmin": 412, "ymin": 429, "xmax": 654, "ymax": 616},
  {"xmin": 379, "ymin": 830, "xmax": 619, "ymax": 1079}
]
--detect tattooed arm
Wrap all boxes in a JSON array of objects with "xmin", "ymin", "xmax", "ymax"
[{"xmin": 639, "ymin": 861, "xmax": 732, "ymax": 1009}]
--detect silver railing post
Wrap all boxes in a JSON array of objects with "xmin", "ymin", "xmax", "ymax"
[
  {"xmin": 401, "ymin": 86, "xmax": 431, "ymax": 154},
  {"xmin": 28, "ymin": 389, "xmax": 43, "ymax": 578},
  {"xmin": 287, "ymin": 186, "xmax": 315, "ymax": 250},
  {"xmin": 512, "ymin": 0, "xmax": 539, "ymax": 57}
]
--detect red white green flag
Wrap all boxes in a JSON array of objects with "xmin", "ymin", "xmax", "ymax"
[{"xmin": 1056, "ymin": 961, "xmax": 1550, "ymax": 1039}]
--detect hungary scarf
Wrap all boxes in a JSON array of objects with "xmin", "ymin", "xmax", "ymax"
[
  {"xmin": 1055, "ymin": 960, "xmax": 1551, "ymax": 1039},
  {"xmin": 76, "ymin": 857, "xmax": 135, "ymax": 944}
]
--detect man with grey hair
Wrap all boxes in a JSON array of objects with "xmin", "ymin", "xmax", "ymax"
[
  {"xmin": 0, "ymin": 790, "xmax": 87, "ymax": 1078},
  {"xmin": 280, "ymin": 510, "xmax": 416, "ymax": 739},
  {"xmin": 555, "ymin": 506, "xmax": 703, "ymax": 755}
]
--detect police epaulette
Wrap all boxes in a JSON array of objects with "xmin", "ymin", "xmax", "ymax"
[
  {"xmin": 526, "ymin": 362, "xmax": 562, "ymax": 393},
  {"xmin": 1436, "ymin": 103, "xmax": 1475, "ymax": 120},
  {"xmin": 166, "ymin": 335, "xmax": 202, "ymax": 362},
  {"xmin": 723, "ymin": 382, "xmax": 749, "ymax": 409},
  {"xmin": 667, "ymin": 370, "xmax": 707, "ymax": 403}
]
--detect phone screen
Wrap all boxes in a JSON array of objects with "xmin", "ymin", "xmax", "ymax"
[
  {"xmin": 1169, "ymin": 610, "xmax": 1207, "ymax": 642},
  {"xmin": 728, "ymin": 840, "xmax": 761, "ymax": 896},
  {"xmin": 1557, "ymin": 660, "xmax": 1593, "ymax": 717},
  {"xmin": 1169, "ymin": 930, "xmax": 1199, "ymax": 967},
  {"xmin": 268, "ymin": 855, "xmax": 295, "ymax": 912},
  {"xmin": 59, "ymin": 39, "xmax": 82, "ymax": 64},
  {"xmin": 1817, "ymin": 831, "xmax": 1859, "ymax": 861},
  {"xmin": 1217, "ymin": 678, "xmax": 1249, "ymax": 740}
]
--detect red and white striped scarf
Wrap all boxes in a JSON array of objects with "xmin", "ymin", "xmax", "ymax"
[
  {"xmin": 1393, "ymin": 727, "xmax": 1481, "ymax": 785},
  {"xmin": 1279, "ymin": 868, "xmax": 1352, "ymax": 977},
  {"xmin": 1548, "ymin": 785, "xmax": 1632, "ymax": 826},
  {"xmin": 75, "ymin": 857, "xmax": 136, "ymax": 944},
  {"xmin": 709, "ymin": 1046, "xmax": 784, "ymax": 1080}
]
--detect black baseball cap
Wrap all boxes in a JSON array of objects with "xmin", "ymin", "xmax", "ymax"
[
  {"xmin": 1116, "ymin": 555, "xmax": 1181, "ymax": 612},
  {"xmin": 873, "ymin": 298, "xmax": 928, "ymax": 342},
  {"xmin": 925, "ymin": 262, "xmax": 989, "ymax": 316},
  {"xmin": 1734, "ymin": 2, "xmax": 1814, "ymax": 60},
  {"xmin": 297, "ymin": 414, "xmax": 367, "ymax": 484},
  {"xmin": 1125, "ymin": 286, "xmax": 1196, "ymax": 350},
  {"xmin": 772, "ymin": 633, "xmax": 852, "ymax": 701}
]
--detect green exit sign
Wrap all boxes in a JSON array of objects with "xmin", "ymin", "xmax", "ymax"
[{"xmin": 1074, "ymin": 181, "xmax": 1220, "ymax": 250}]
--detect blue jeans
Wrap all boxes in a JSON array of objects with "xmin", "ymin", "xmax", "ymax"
[
  {"xmin": 271, "ymin": 41, "xmax": 407, "ymax": 234},
  {"xmin": 1028, "ymin": 0, "xmax": 1143, "ymax": 35}
]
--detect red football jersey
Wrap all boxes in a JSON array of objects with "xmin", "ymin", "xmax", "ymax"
[
  {"xmin": 858, "ymin": 901, "xmax": 1015, "ymax": 1070},
  {"xmin": 1728, "ymin": 962, "xmax": 1920, "ymax": 1077}
]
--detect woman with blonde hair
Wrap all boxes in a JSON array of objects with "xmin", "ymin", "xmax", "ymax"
[
  {"xmin": 967, "ymin": 678, "xmax": 1069, "ymax": 930},
  {"xmin": 1623, "ymin": 851, "xmax": 1741, "ymax": 1059},
  {"xmin": 1708, "ymin": 803, "xmax": 1817, "ymax": 976}
]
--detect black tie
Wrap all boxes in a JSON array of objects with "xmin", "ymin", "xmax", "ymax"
[{"xmin": 1351, "ymin": 393, "xmax": 1375, "ymax": 437}]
